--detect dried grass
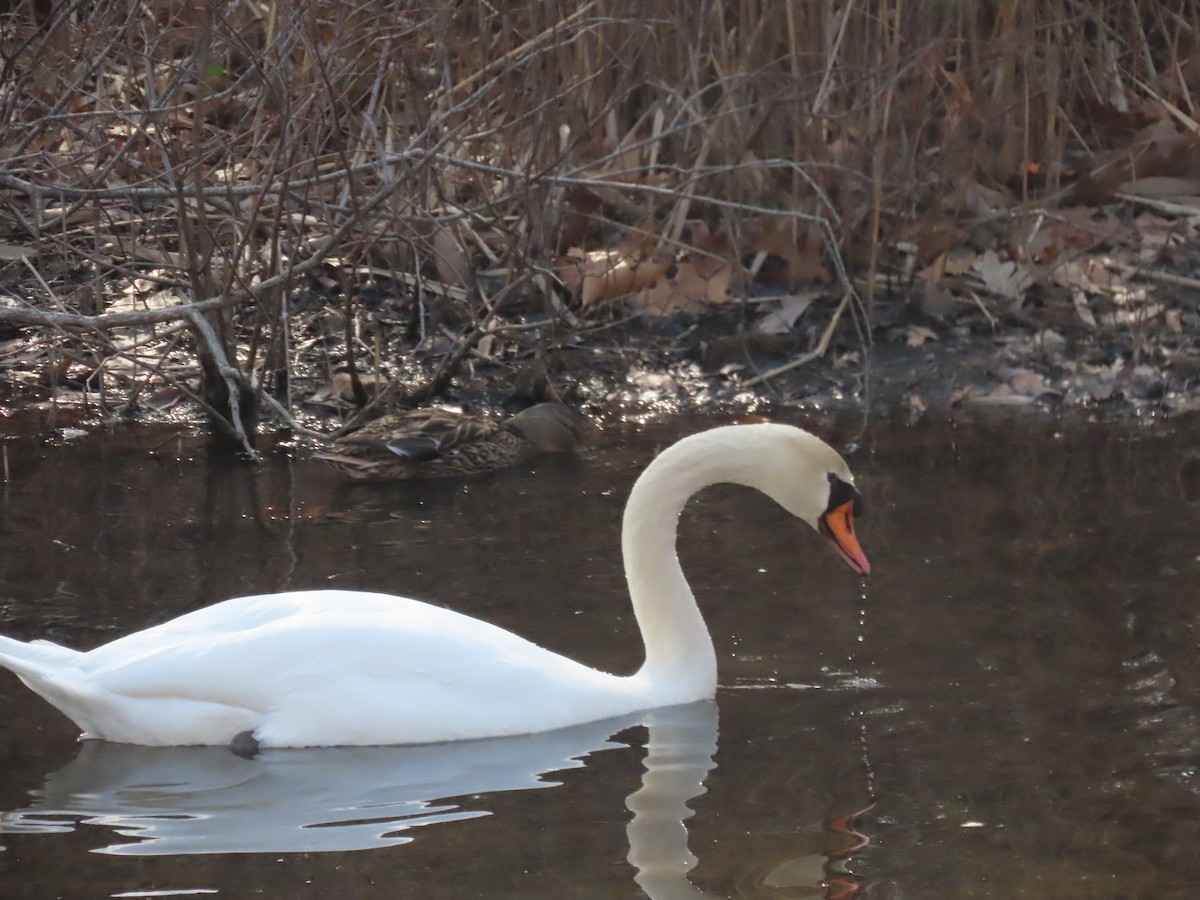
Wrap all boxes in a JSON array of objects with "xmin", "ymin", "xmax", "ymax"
[{"xmin": 0, "ymin": 0, "xmax": 1195, "ymax": 435}]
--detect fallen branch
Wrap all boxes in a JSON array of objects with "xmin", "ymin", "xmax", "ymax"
[
  {"xmin": 0, "ymin": 159, "xmax": 424, "ymax": 332},
  {"xmin": 1118, "ymin": 262, "xmax": 1200, "ymax": 292},
  {"xmin": 0, "ymin": 290, "xmax": 237, "ymax": 330},
  {"xmin": 183, "ymin": 307, "xmax": 256, "ymax": 457}
]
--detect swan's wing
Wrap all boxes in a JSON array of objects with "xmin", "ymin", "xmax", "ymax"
[{"xmin": 80, "ymin": 593, "xmax": 489, "ymax": 693}]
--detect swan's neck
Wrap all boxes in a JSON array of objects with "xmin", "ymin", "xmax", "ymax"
[
  {"xmin": 620, "ymin": 423, "xmax": 837, "ymax": 705},
  {"xmin": 623, "ymin": 429, "xmax": 770, "ymax": 702}
]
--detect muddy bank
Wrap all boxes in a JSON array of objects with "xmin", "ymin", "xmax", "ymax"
[{"xmin": 1, "ymin": 302, "xmax": 1197, "ymax": 454}]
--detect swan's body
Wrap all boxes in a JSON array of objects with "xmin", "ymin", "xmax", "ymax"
[{"xmin": 0, "ymin": 424, "xmax": 868, "ymax": 749}]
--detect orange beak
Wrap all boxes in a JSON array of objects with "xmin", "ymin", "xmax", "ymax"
[{"xmin": 819, "ymin": 500, "xmax": 871, "ymax": 575}]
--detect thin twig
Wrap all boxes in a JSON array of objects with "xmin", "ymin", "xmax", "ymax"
[
  {"xmin": 741, "ymin": 292, "xmax": 852, "ymax": 388},
  {"xmin": 256, "ymin": 388, "xmax": 332, "ymax": 442}
]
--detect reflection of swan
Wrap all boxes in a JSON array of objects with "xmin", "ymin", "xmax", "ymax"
[
  {"xmin": 628, "ymin": 704, "xmax": 719, "ymax": 900},
  {"xmin": 0, "ymin": 424, "xmax": 868, "ymax": 748},
  {"xmin": 0, "ymin": 703, "xmax": 719, "ymax": 885}
]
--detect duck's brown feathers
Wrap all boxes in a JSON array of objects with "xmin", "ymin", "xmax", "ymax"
[{"xmin": 316, "ymin": 403, "xmax": 588, "ymax": 480}]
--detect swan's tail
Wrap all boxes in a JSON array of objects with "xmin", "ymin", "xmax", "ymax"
[
  {"xmin": 0, "ymin": 634, "xmax": 99, "ymax": 737},
  {"xmin": 0, "ymin": 634, "xmax": 83, "ymax": 681}
]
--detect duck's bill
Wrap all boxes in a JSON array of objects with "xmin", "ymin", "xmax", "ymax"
[{"xmin": 818, "ymin": 501, "xmax": 871, "ymax": 575}]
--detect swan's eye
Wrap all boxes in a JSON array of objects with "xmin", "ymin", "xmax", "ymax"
[{"xmin": 825, "ymin": 473, "xmax": 864, "ymax": 520}]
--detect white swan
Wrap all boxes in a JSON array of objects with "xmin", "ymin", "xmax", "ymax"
[{"xmin": 0, "ymin": 423, "xmax": 869, "ymax": 750}]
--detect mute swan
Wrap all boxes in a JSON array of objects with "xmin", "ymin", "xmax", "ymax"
[
  {"xmin": 0, "ymin": 423, "xmax": 868, "ymax": 750},
  {"xmin": 316, "ymin": 402, "xmax": 589, "ymax": 480}
]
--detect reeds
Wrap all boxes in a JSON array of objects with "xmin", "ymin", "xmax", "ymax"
[{"xmin": 0, "ymin": 1, "xmax": 1194, "ymax": 435}]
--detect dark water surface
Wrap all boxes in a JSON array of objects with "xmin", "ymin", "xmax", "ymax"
[{"xmin": 0, "ymin": 413, "xmax": 1198, "ymax": 898}]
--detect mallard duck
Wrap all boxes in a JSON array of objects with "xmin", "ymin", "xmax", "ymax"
[
  {"xmin": 0, "ymin": 423, "xmax": 868, "ymax": 749},
  {"xmin": 315, "ymin": 402, "xmax": 588, "ymax": 480}
]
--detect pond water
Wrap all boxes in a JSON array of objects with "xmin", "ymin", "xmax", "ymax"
[{"xmin": 0, "ymin": 411, "xmax": 1198, "ymax": 898}]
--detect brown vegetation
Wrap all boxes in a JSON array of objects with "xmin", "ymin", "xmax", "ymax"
[{"xmin": 2, "ymin": 1, "xmax": 1200, "ymax": 446}]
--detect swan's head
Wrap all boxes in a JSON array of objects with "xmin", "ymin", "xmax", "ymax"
[
  {"xmin": 742, "ymin": 425, "xmax": 870, "ymax": 576},
  {"xmin": 816, "ymin": 469, "xmax": 870, "ymax": 575},
  {"xmin": 631, "ymin": 422, "xmax": 870, "ymax": 576}
]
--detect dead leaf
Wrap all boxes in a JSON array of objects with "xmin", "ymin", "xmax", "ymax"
[
  {"xmin": 919, "ymin": 251, "xmax": 948, "ymax": 282},
  {"xmin": 1118, "ymin": 174, "xmax": 1200, "ymax": 199},
  {"xmin": 901, "ymin": 221, "xmax": 965, "ymax": 265},
  {"xmin": 912, "ymin": 277, "xmax": 959, "ymax": 319},
  {"xmin": 756, "ymin": 292, "xmax": 818, "ymax": 334},
  {"xmin": 1007, "ymin": 369, "xmax": 1060, "ymax": 397},
  {"xmin": 637, "ymin": 257, "xmax": 732, "ymax": 317},
  {"xmin": 559, "ymin": 239, "xmax": 671, "ymax": 308},
  {"xmin": 130, "ymin": 244, "xmax": 187, "ymax": 267},
  {"xmin": 0, "ymin": 244, "xmax": 36, "ymax": 260},
  {"xmin": 1024, "ymin": 207, "xmax": 1121, "ymax": 263},
  {"xmin": 964, "ymin": 383, "xmax": 1035, "ymax": 406},
  {"xmin": 971, "ymin": 249, "xmax": 1033, "ymax": 301},
  {"xmin": 145, "ymin": 386, "xmax": 189, "ymax": 411},
  {"xmin": 1136, "ymin": 212, "xmax": 1189, "ymax": 261},
  {"xmin": 906, "ymin": 324, "xmax": 939, "ymax": 347},
  {"xmin": 748, "ymin": 220, "xmax": 830, "ymax": 288},
  {"xmin": 310, "ymin": 372, "xmax": 388, "ymax": 404},
  {"xmin": 942, "ymin": 248, "xmax": 978, "ymax": 277},
  {"xmin": 431, "ymin": 227, "xmax": 474, "ymax": 290},
  {"xmin": 688, "ymin": 221, "xmax": 734, "ymax": 259},
  {"xmin": 1050, "ymin": 258, "xmax": 1118, "ymax": 294},
  {"xmin": 1073, "ymin": 289, "xmax": 1098, "ymax": 329}
]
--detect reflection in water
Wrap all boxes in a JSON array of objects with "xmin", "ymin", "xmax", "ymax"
[
  {"xmin": 624, "ymin": 702, "xmax": 869, "ymax": 899},
  {"xmin": 4, "ymin": 417, "xmax": 1200, "ymax": 896},
  {"xmin": 0, "ymin": 708, "xmax": 684, "ymax": 857},
  {"xmin": 626, "ymin": 704, "xmax": 717, "ymax": 900},
  {"xmin": 0, "ymin": 704, "xmax": 731, "ymax": 896},
  {"xmin": 0, "ymin": 694, "xmax": 872, "ymax": 897}
]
